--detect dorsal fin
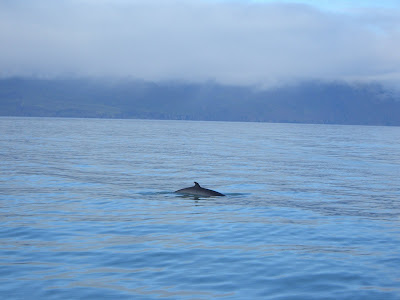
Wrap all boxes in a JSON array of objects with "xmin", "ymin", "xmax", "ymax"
[{"xmin": 194, "ymin": 182, "xmax": 200, "ymax": 188}]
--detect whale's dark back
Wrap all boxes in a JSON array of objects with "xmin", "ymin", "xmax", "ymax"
[{"xmin": 175, "ymin": 182, "xmax": 225, "ymax": 197}]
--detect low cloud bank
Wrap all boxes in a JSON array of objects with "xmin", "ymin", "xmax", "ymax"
[{"xmin": 1, "ymin": 0, "xmax": 400, "ymax": 86}]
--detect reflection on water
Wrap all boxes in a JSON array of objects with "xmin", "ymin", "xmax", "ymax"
[{"xmin": 1, "ymin": 117, "xmax": 400, "ymax": 299}]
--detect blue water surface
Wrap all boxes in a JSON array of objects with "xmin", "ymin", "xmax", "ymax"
[{"xmin": 1, "ymin": 117, "xmax": 400, "ymax": 299}]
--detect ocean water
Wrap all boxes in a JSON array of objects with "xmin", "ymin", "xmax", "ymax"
[{"xmin": 1, "ymin": 117, "xmax": 400, "ymax": 300}]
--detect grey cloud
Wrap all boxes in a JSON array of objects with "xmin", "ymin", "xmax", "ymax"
[{"xmin": 1, "ymin": 0, "xmax": 400, "ymax": 86}]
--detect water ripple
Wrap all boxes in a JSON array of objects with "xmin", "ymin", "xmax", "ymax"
[{"xmin": 1, "ymin": 118, "xmax": 400, "ymax": 299}]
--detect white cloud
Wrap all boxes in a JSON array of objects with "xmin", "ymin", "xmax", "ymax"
[{"xmin": 1, "ymin": 0, "xmax": 400, "ymax": 86}]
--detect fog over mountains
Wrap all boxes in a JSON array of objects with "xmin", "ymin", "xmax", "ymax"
[
  {"xmin": 1, "ymin": 1, "xmax": 400, "ymax": 126},
  {"xmin": 1, "ymin": 77, "xmax": 399, "ymax": 126}
]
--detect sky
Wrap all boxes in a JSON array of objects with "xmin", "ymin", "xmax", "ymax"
[
  {"xmin": 1, "ymin": 0, "xmax": 400, "ymax": 87},
  {"xmin": 253, "ymin": 0, "xmax": 400, "ymax": 11}
]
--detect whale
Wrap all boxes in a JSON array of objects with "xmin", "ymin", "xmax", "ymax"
[{"xmin": 175, "ymin": 182, "xmax": 225, "ymax": 197}]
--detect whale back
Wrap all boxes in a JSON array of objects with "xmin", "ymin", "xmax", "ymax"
[{"xmin": 175, "ymin": 182, "xmax": 225, "ymax": 197}]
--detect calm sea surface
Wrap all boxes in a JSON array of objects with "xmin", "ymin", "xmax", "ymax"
[{"xmin": 1, "ymin": 117, "xmax": 400, "ymax": 299}]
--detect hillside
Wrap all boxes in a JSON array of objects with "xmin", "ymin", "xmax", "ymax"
[{"xmin": 1, "ymin": 78, "xmax": 399, "ymax": 126}]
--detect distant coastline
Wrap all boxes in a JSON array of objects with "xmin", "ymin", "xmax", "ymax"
[{"xmin": 1, "ymin": 77, "xmax": 399, "ymax": 126}]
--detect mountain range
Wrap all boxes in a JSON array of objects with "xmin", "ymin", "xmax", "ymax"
[{"xmin": 1, "ymin": 77, "xmax": 399, "ymax": 126}]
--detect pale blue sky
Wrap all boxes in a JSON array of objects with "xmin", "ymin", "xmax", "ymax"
[{"xmin": 250, "ymin": 0, "xmax": 399, "ymax": 10}]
